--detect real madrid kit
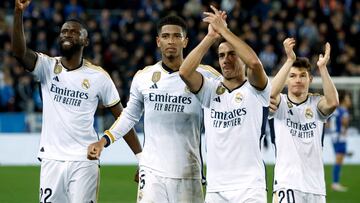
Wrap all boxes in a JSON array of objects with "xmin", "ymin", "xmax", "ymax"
[
  {"xmin": 104, "ymin": 61, "xmax": 220, "ymax": 202},
  {"xmin": 270, "ymin": 93, "xmax": 330, "ymax": 201},
  {"xmin": 196, "ymin": 76, "xmax": 270, "ymax": 201},
  {"xmin": 34, "ymin": 52, "xmax": 119, "ymax": 202}
]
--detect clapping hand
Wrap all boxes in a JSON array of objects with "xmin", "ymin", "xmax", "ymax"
[{"xmin": 15, "ymin": 0, "xmax": 31, "ymax": 11}]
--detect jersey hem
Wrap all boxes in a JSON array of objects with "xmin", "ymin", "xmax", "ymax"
[
  {"xmin": 273, "ymin": 185, "xmax": 326, "ymax": 196},
  {"xmin": 140, "ymin": 165, "xmax": 202, "ymax": 180},
  {"xmin": 207, "ymin": 185, "xmax": 266, "ymax": 193},
  {"xmin": 38, "ymin": 156, "xmax": 99, "ymax": 163}
]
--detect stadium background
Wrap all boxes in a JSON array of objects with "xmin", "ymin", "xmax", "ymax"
[{"xmin": 0, "ymin": 0, "xmax": 359, "ymax": 202}]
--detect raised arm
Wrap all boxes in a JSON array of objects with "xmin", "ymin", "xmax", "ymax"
[
  {"xmin": 204, "ymin": 5, "xmax": 267, "ymax": 89},
  {"xmin": 179, "ymin": 32, "xmax": 218, "ymax": 92},
  {"xmin": 179, "ymin": 11, "xmax": 224, "ymax": 92},
  {"xmin": 317, "ymin": 43, "xmax": 339, "ymax": 116},
  {"xmin": 12, "ymin": 0, "xmax": 37, "ymax": 71},
  {"xmin": 271, "ymin": 38, "xmax": 296, "ymax": 106}
]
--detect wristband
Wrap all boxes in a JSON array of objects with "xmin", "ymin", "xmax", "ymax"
[{"xmin": 103, "ymin": 135, "xmax": 111, "ymax": 148}]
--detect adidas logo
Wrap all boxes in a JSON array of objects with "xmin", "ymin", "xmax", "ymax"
[
  {"xmin": 150, "ymin": 84, "xmax": 158, "ymax": 89},
  {"xmin": 288, "ymin": 109, "xmax": 293, "ymax": 115},
  {"xmin": 213, "ymin": 96, "xmax": 221, "ymax": 102},
  {"xmin": 53, "ymin": 76, "xmax": 59, "ymax": 82}
]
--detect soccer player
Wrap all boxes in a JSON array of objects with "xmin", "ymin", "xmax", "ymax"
[
  {"xmin": 12, "ymin": 0, "xmax": 142, "ymax": 202},
  {"xmin": 179, "ymin": 6, "xmax": 270, "ymax": 202},
  {"xmin": 87, "ymin": 15, "xmax": 221, "ymax": 202},
  {"xmin": 330, "ymin": 91, "xmax": 352, "ymax": 192},
  {"xmin": 269, "ymin": 38, "xmax": 339, "ymax": 202}
]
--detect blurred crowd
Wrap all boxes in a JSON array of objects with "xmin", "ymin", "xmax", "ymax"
[{"xmin": 0, "ymin": 0, "xmax": 359, "ymax": 112}]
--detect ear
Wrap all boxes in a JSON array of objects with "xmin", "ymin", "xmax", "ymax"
[
  {"xmin": 183, "ymin": 37, "xmax": 189, "ymax": 48},
  {"xmin": 156, "ymin": 36, "xmax": 160, "ymax": 48},
  {"xmin": 84, "ymin": 38, "xmax": 89, "ymax": 47}
]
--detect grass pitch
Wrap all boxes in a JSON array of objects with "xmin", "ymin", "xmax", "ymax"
[{"xmin": 0, "ymin": 165, "xmax": 359, "ymax": 203}]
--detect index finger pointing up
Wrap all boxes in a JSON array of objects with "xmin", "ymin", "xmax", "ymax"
[{"xmin": 324, "ymin": 42, "xmax": 331, "ymax": 57}]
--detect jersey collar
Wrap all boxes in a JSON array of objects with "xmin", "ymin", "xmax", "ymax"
[
  {"xmin": 161, "ymin": 62, "xmax": 178, "ymax": 74},
  {"xmin": 60, "ymin": 58, "xmax": 84, "ymax": 71},
  {"xmin": 287, "ymin": 94, "xmax": 309, "ymax": 106},
  {"xmin": 222, "ymin": 80, "xmax": 247, "ymax": 93}
]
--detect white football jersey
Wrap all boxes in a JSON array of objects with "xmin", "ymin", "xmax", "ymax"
[
  {"xmin": 107, "ymin": 61, "xmax": 221, "ymax": 179},
  {"xmin": 270, "ymin": 93, "xmax": 329, "ymax": 195},
  {"xmin": 197, "ymin": 77, "xmax": 270, "ymax": 192},
  {"xmin": 34, "ymin": 53, "xmax": 120, "ymax": 161}
]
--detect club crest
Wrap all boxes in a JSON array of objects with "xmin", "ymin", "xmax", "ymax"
[
  {"xmin": 151, "ymin": 71, "xmax": 161, "ymax": 83},
  {"xmin": 216, "ymin": 85, "xmax": 225, "ymax": 95},
  {"xmin": 184, "ymin": 86, "xmax": 190, "ymax": 93},
  {"xmin": 234, "ymin": 92, "xmax": 243, "ymax": 103},
  {"xmin": 54, "ymin": 62, "xmax": 62, "ymax": 74},
  {"xmin": 305, "ymin": 108, "xmax": 313, "ymax": 119},
  {"xmin": 82, "ymin": 79, "xmax": 90, "ymax": 89},
  {"xmin": 287, "ymin": 101, "xmax": 293, "ymax": 108}
]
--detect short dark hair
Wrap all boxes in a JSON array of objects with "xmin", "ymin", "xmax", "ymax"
[
  {"xmin": 65, "ymin": 18, "xmax": 87, "ymax": 31},
  {"xmin": 293, "ymin": 57, "xmax": 312, "ymax": 73},
  {"xmin": 157, "ymin": 15, "xmax": 187, "ymax": 36},
  {"xmin": 217, "ymin": 38, "xmax": 226, "ymax": 47}
]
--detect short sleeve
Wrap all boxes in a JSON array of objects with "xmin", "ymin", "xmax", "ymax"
[
  {"xmin": 195, "ymin": 76, "xmax": 216, "ymax": 108},
  {"xmin": 99, "ymin": 75, "xmax": 120, "ymax": 107},
  {"xmin": 270, "ymin": 93, "xmax": 288, "ymax": 119},
  {"xmin": 32, "ymin": 52, "xmax": 56, "ymax": 82},
  {"xmin": 251, "ymin": 78, "xmax": 271, "ymax": 106},
  {"xmin": 197, "ymin": 65, "xmax": 222, "ymax": 80},
  {"xmin": 315, "ymin": 96, "xmax": 332, "ymax": 122}
]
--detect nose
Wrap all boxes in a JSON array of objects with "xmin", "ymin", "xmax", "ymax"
[
  {"xmin": 223, "ymin": 55, "xmax": 231, "ymax": 64},
  {"xmin": 168, "ymin": 36, "xmax": 175, "ymax": 44},
  {"xmin": 61, "ymin": 31, "xmax": 70, "ymax": 38}
]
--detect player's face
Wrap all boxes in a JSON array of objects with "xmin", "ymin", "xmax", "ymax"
[
  {"xmin": 218, "ymin": 42, "xmax": 244, "ymax": 80},
  {"xmin": 287, "ymin": 67, "xmax": 312, "ymax": 96},
  {"xmin": 156, "ymin": 25, "xmax": 188, "ymax": 60},
  {"xmin": 59, "ymin": 21, "xmax": 88, "ymax": 58}
]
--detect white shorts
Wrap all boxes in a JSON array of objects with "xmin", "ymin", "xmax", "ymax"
[
  {"xmin": 205, "ymin": 188, "xmax": 267, "ymax": 203},
  {"xmin": 40, "ymin": 159, "xmax": 99, "ymax": 203},
  {"xmin": 273, "ymin": 189, "xmax": 326, "ymax": 203},
  {"xmin": 137, "ymin": 167, "xmax": 204, "ymax": 203}
]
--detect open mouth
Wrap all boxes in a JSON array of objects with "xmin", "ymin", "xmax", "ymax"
[
  {"xmin": 60, "ymin": 41, "xmax": 74, "ymax": 50},
  {"xmin": 61, "ymin": 39, "xmax": 73, "ymax": 46},
  {"xmin": 63, "ymin": 41, "xmax": 72, "ymax": 46}
]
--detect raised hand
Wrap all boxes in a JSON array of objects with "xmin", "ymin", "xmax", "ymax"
[
  {"xmin": 317, "ymin": 42, "xmax": 331, "ymax": 68},
  {"xmin": 283, "ymin": 38, "xmax": 296, "ymax": 62},
  {"xmin": 15, "ymin": 0, "xmax": 31, "ymax": 11},
  {"xmin": 207, "ymin": 23, "xmax": 220, "ymax": 39},
  {"xmin": 203, "ymin": 5, "xmax": 228, "ymax": 35}
]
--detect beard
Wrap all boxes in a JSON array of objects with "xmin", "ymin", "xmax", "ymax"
[{"xmin": 59, "ymin": 43, "xmax": 82, "ymax": 59}]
